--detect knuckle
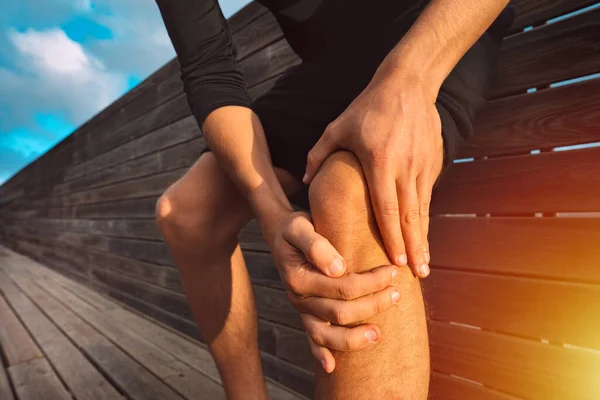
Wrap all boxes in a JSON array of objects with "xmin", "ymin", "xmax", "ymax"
[
  {"xmin": 285, "ymin": 273, "xmax": 304, "ymax": 296},
  {"xmin": 307, "ymin": 326, "xmax": 325, "ymax": 346},
  {"xmin": 336, "ymin": 281, "xmax": 355, "ymax": 300},
  {"xmin": 343, "ymin": 332, "xmax": 355, "ymax": 350},
  {"xmin": 403, "ymin": 208, "xmax": 420, "ymax": 224},
  {"xmin": 332, "ymin": 307, "xmax": 348, "ymax": 326},
  {"xmin": 419, "ymin": 202, "xmax": 430, "ymax": 217},
  {"xmin": 380, "ymin": 201, "xmax": 399, "ymax": 218}
]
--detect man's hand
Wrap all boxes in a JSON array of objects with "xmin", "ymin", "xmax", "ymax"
[
  {"xmin": 303, "ymin": 74, "xmax": 444, "ymax": 278},
  {"xmin": 272, "ymin": 211, "xmax": 401, "ymax": 373}
]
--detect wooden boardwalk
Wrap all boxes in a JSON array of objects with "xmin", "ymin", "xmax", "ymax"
[{"xmin": 0, "ymin": 246, "xmax": 305, "ymax": 400}]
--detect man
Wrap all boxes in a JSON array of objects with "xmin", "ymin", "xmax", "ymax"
[{"xmin": 154, "ymin": 0, "xmax": 515, "ymax": 398}]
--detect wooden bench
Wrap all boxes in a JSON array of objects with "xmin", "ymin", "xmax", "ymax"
[{"xmin": 0, "ymin": 1, "xmax": 599, "ymax": 398}]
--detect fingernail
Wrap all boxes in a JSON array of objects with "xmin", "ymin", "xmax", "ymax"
[
  {"xmin": 391, "ymin": 291, "xmax": 400, "ymax": 303},
  {"xmin": 423, "ymin": 249, "xmax": 430, "ymax": 263},
  {"xmin": 302, "ymin": 173, "xmax": 309, "ymax": 183},
  {"xmin": 391, "ymin": 268, "xmax": 399, "ymax": 279},
  {"xmin": 328, "ymin": 257, "xmax": 345, "ymax": 276},
  {"xmin": 366, "ymin": 329, "xmax": 378, "ymax": 342},
  {"xmin": 419, "ymin": 263, "xmax": 430, "ymax": 278},
  {"xmin": 396, "ymin": 254, "xmax": 407, "ymax": 266}
]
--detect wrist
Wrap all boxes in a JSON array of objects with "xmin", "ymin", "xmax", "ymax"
[
  {"xmin": 248, "ymin": 184, "xmax": 294, "ymax": 248},
  {"xmin": 374, "ymin": 29, "xmax": 451, "ymax": 101}
]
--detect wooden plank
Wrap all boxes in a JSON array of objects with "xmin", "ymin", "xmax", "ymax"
[
  {"xmin": 0, "ymin": 290, "xmax": 43, "ymax": 366},
  {"xmin": 58, "ymin": 116, "xmax": 201, "ymax": 191},
  {"xmin": 0, "ymin": 269, "xmax": 123, "ymax": 400},
  {"xmin": 508, "ymin": 0, "xmax": 598, "ymax": 32},
  {"xmin": 18, "ymin": 259, "xmax": 310, "ymax": 398},
  {"xmin": 8, "ymin": 358, "xmax": 71, "ymax": 400},
  {"xmin": 3, "ymin": 268, "xmax": 187, "ymax": 400},
  {"xmin": 493, "ymin": 8, "xmax": 600, "ymax": 97},
  {"xmin": 425, "ymin": 269, "xmax": 600, "ymax": 350},
  {"xmin": 430, "ymin": 321, "xmax": 600, "ymax": 400},
  {"xmin": 104, "ymin": 308, "xmax": 307, "ymax": 399},
  {"xmin": 429, "ymin": 216, "xmax": 600, "ymax": 283},
  {"xmin": 464, "ymin": 77, "xmax": 600, "ymax": 158},
  {"xmin": 0, "ymin": 358, "xmax": 15, "ymax": 400},
  {"xmin": 39, "ymin": 282, "xmax": 226, "ymax": 400},
  {"xmin": 49, "ymin": 196, "xmax": 159, "ymax": 219},
  {"xmin": 56, "ymin": 168, "xmax": 185, "ymax": 207},
  {"xmin": 432, "ymin": 146, "xmax": 600, "ymax": 214},
  {"xmin": 430, "ymin": 372, "xmax": 519, "ymax": 400}
]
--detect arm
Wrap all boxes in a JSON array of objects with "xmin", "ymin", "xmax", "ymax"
[
  {"xmin": 154, "ymin": 0, "xmax": 291, "ymax": 244},
  {"xmin": 304, "ymin": 0, "xmax": 512, "ymax": 277},
  {"xmin": 154, "ymin": 0, "xmax": 403, "ymax": 372},
  {"xmin": 376, "ymin": 0, "xmax": 512, "ymax": 99}
]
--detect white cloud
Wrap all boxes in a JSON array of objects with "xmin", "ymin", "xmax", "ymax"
[{"xmin": 7, "ymin": 28, "xmax": 127, "ymax": 124}]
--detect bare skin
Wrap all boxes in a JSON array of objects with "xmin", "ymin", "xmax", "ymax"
[
  {"xmin": 155, "ymin": 0, "xmax": 511, "ymax": 397},
  {"xmin": 308, "ymin": 151, "xmax": 429, "ymax": 399},
  {"xmin": 157, "ymin": 150, "xmax": 428, "ymax": 399},
  {"xmin": 156, "ymin": 153, "xmax": 301, "ymax": 400}
]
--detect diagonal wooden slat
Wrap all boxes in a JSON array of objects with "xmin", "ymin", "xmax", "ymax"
[
  {"xmin": 508, "ymin": 0, "xmax": 598, "ymax": 33},
  {"xmin": 430, "ymin": 321, "xmax": 600, "ymax": 400},
  {"xmin": 493, "ymin": 7, "xmax": 600, "ymax": 97},
  {"xmin": 429, "ymin": 216, "xmax": 600, "ymax": 283},
  {"xmin": 425, "ymin": 269, "xmax": 600, "ymax": 351},
  {"xmin": 432, "ymin": 146, "xmax": 600, "ymax": 214},
  {"xmin": 463, "ymin": 77, "xmax": 600, "ymax": 158}
]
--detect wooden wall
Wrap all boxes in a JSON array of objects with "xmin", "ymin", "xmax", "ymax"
[{"xmin": 1, "ymin": 1, "xmax": 599, "ymax": 398}]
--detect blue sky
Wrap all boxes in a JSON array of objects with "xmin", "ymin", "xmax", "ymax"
[{"xmin": 0, "ymin": 0, "xmax": 250, "ymax": 185}]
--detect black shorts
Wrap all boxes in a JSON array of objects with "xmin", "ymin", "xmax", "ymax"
[{"xmin": 207, "ymin": 6, "xmax": 512, "ymax": 210}]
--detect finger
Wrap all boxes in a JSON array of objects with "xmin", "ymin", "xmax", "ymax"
[
  {"xmin": 363, "ymin": 163, "xmax": 407, "ymax": 267},
  {"xmin": 305, "ymin": 330, "xmax": 335, "ymax": 373},
  {"xmin": 283, "ymin": 214, "xmax": 346, "ymax": 277},
  {"xmin": 416, "ymin": 172, "xmax": 433, "ymax": 266},
  {"xmin": 304, "ymin": 127, "xmax": 339, "ymax": 184},
  {"xmin": 397, "ymin": 180, "xmax": 429, "ymax": 278},
  {"xmin": 299, "ymin": 264, "xmax": 399, "ymax": 300},
  {"xmin": 295, "ymin": 285, "xmax": 400, "ymax": 326},
  {"xmin": 302, "ymin": 313, "xmax": 382, "ymax": 351}
]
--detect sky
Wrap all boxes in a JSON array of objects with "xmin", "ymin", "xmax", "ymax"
[{"xmin": 0, "ymin": 0, "xmax": 250, "ymax": 185}]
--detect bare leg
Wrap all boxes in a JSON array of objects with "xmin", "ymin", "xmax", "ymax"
[
  {"xmin": 309, "ymin": 151, "xmax": 430, "ymax": 399},
  {"xmin": 156, "ymin": 152, "xmax": 302, "ymax": 400}
]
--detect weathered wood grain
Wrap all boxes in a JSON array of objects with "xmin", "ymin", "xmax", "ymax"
[
  {"xmin": 493, "ymin": 7, "xmax": 600, "ymax": 97},
  {"xmin": 425, "ymin": 270, "xmax": 600, "ymax": 350},
  {"xmin": 432, "ymin": 146, "xmax": 600, "ymax": 214},
  {"xmin": 508, "ymin": 0, "xmax": 598, "ymax": 32},
  {"xmin": 8, "ymin": 358, "xmax": 71, "ymax": 400},
  {"xmin": 430, "ymin": 372, "xmax": 520, "ymax": 400},
  {"xmin": 465, "ymin": 77, "xmax": 600, "ymax": 158},
  {"xmin": 429, "ymin": 216, "xmax": 600, "ymax": 283},
  {"xmin": 0, "ymin": 270, "xmax": 123, "ymax": 400},
  {"xmin": 0, "ymin": 360, "xmax": 14, "ymax": 400},
  {"xmin": 40, "ymin": 282, "xmax": 226, "ymax": 400},
  {"xmin": 0, "ymin": 288, "xmax": 43, "ymax": 366},
  {"xmin": 430, "ymin": 321, "xmax": 600, "ymax": 400}
]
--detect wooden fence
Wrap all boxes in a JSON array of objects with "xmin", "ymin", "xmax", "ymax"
[{"xmin": 0, "ymin": 1, "xmax": 599, "ymax": 398}]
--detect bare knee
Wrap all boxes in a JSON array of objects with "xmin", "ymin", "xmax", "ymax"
[
  {"xmin": 308, "ymin": 151, "xmax": 389, "ymax": 270},
  {"xmin": 156, "ymin": 153, "xmax": 251, "ymax": 254}
]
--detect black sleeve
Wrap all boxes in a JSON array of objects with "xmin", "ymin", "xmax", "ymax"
[{"xmin": 155, "ymin": 0, "xmax": 253, "ymax": 128}]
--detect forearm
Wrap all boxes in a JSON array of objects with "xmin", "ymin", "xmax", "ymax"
[
  {"xmin": 375, "ymin": 0, "xmax": 510, "ymax": 95},
  {"xmin": 202, "ymin": 105, "xmax": 293, "ymax": 246}
]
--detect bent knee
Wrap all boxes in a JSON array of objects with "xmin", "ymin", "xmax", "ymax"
[
  {"xmin": 156, "ymin": 155, "xmax": 250, "ymax": 249},
  {"xmin": 308, "ymin": 150, "xmax": 370, "ymax": 219}
]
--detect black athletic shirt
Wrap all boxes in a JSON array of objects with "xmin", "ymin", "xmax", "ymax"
[{"xmin": 154, "ymin": 0, "xmax": 514, "ymax": 129}]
